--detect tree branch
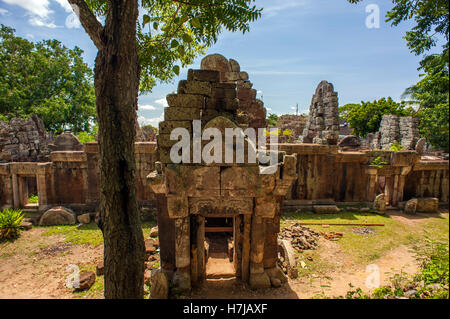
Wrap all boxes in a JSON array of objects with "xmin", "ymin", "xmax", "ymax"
[{"xmin": 68, "ymin": 0, "xmax": 104, "ymax": 49}]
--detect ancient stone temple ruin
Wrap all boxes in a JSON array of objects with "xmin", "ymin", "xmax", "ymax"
[
  {"xmin": 0, "ymin": 53, "xmax": 448, "ymax": 297},
  {"xmin": 0, "ymin": 115, "xmax": 54, "ymax": 163},
  {"xmin": 148, "ymin": 55, "xmax": 297, "ymax": 291},
  {"xmin": 300, "ymin": 81, "xmax": 340, "ymax": 145},
  {"xmin": 367, "ymin": 115, "xmax": 419, "ymax": 150}
]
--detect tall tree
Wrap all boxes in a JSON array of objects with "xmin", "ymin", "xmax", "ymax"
[
  {"xmin": 348, "ymin": 0, "xmax": 449, "ymax": 149},
  {"xmin": 339, "ymin": 97, "xmax": 414, "ymax": 138},
  {"xmin": 0, "ymin": 25, "xmax": 96, "ymax": 134},
  {"xmin": 67, "ymin": 0, "xmax": 261, "ymax": 298}
]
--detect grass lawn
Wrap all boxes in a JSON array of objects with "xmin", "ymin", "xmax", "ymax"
[{"xmin": 281, "ymin": 209, "xmax": 449, "ymax": 277}]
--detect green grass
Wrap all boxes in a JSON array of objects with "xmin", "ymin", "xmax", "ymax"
[
  {"xmin": 41, "ymin": 220, "xmax": 157, "ymax": 246},
  {"xmin": 282, "ymin": 210, "xmax": 449, "ymax": 264}
]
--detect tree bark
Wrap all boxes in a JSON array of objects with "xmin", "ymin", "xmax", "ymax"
[{"xmin": 94, "ymin": 0, "xmax": 145, "ymax": 298}]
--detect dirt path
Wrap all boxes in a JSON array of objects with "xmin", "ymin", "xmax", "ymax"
[
  {"xmin": 190, "ymin": 240, "xmax": 418, "ymax": 299},
  {"xmin": 0, "ymin": 228, "xmax": 102, "ymax": 299}
]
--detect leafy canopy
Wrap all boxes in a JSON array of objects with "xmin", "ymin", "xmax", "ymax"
[
  {"xmin": 84, "ymin": 0, "xmax": 261, "ymax": 93},
  {"xmin": 348, "ymin": 0, "xmax": 449, "ymax": 150},
  {"xmin": 0, "ymin": 25, "xmax": 96, "ymax": 134},
  {"xmin": 339, "ymin": 97, "xmax": 414, "ymax": 138}
]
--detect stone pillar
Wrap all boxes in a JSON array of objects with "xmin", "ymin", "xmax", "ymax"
[
  {"xmin": 249, "ymin": 216, "xmax": 271, "ymax": 289},
  {"xmin": 190, "ymin": 214, "xmax": 205, "ymax": 287},
  {"xmin": 12, "ymin": 173, "xmax": 19, "ymax": 208},
  {"xmin": 233, "ymin": 215, "xmax": 243, "ymax": 279},
  {"xmin": 241, "ymin": 214, "xmax": 251, "ymax": 283},
  {"xmin": 366, "ymin": 167, "xmax": 378, "ymax": 202},
  {"xmin": 174, "ymin": 216, "xmax": 191, "ymax": 291},
  {"xmin": 36, "ymin": 163, "xmax": 50, "ymax": 212}
]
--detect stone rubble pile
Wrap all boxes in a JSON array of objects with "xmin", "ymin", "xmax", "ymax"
[
  {"xmin": 278, "ymin": 223, "xmax": 320, "ymax": 252},
  {"xmin": 0, "ymin": 115, "xmax": 54, "ymax": 162},
  {"xmin": 300, "ymin": 81, "xmax": 340, "ymax": 145}
]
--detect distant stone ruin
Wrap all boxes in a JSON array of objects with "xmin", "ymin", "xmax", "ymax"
[
  {"xmin": 0, "ymin": 115, "xmax": 54, "ymax": 163},
  {"xmin": 300, "ymin": 81, "xmax": 339, "ymax": 145},
  {"xmin": 365, "ymin": 115, "xmax": 419, "ymax": 150},
  {"xmin": 276, "ymin": 114, "xmax": 307, "ymax": 143}
]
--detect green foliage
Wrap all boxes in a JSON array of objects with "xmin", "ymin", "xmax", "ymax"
[
  {"xmin": 343, "ymin": 237, "xmax": 449, "ymax": 299},
  {"xmin": 75, "ymin": 123, "xmax": 98, "ymax": 144},
  {"xmin": 339, "ymin": 98, "xmax": 414, "ymax": 138},
  {"xmin": 370, "ymin": 156, "xmax": 388, "ymax": 168},
  {"xmin": 107, "ymin": 0, "xmax": 263, "ymax": 93},
  {"xmin": 28, "ymin": 195, "xmax": 38, "ymax": 204},
  {"xmin": 267, "ymin": 113, "xmax": 279, "ymax": 126},
  {"xmin": 403, "ymin": 50, "xmax": 449, "ymax": 151},
  {"xmin": 348, "ymin": 1, "xmax": 449, "ymax": 151},
  {"xmin": 0, "ymin": 208, "xmax": 24, "ymax": 241},
  {"xmin": 390, "ymin": 141, "xmax": 404, "ymax": 151},
  {"xmin": 0, "ymin": 24, "xmax": 96, "ymax": 134}
]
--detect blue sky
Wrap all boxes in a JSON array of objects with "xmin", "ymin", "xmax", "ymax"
[{"xmin": 0, "ymin": 0, "xmax": 434, "ymax": 127}]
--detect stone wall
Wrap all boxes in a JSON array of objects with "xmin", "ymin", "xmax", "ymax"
[
  {"xmin": 300, "ymin": 81, "xmax": 339, "ymax": 145},
  {"xmin": 276, "ymin": 115, "xmax": 307, "ymax": 143},
  {"xmin": 0, "ymin": 116, "xmax": 54, "ymax": 163}
]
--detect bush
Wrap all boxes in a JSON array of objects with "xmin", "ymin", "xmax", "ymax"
[
  {"xmin": 343, "ymin": 237, "xmax": 449, "ymax": 299},
  {"xmin": 0, "ymin": 208, "xmax": 24, "ymax": 241},
  {"xmin": 28, "ymin": 195, "xmax": 38, "ymax": 204}
]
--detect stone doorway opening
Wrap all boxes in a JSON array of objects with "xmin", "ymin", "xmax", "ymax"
[{"xmin": 205, "ymin": 217, "xmax": 235, "ymax": 279}]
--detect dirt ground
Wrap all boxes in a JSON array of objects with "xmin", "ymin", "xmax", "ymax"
[{"xmin": 0, "ymin": 210, "xmax": 447, "ymax": 299}]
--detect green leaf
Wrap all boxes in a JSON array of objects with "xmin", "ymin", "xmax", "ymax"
[
  {"xmin": 172, "ymin": 65, "xmax": 180, "ymax": 76},
  {"xmin": 143, "ymin": 15, "xmax": 150, "ymax": 27},
  {"xmin": 177, "ymin": 45, "xmax": 185, "ymax": 56},
  {"xmin": 170, "ymin": 39, "xmax": 179, "ymax": 49},
  {"xmin": 181, "ymin": 33, "xmax": 192, "ymax": 43},
  {"xmin": 191, "ymin": 17, "xmax": 201, "ymax": 28}
]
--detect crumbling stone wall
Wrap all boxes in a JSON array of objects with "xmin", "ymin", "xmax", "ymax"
[
  {"xmin": 200, "ymin": 54, "xmax": 267, "ymax": 133},
  {"xmin": 300, "ymin": 81, "xmax": 339, "ymax": 145},
  {"xmin": 0, "ymin": 115, "xmax": 53, "ymax": 163},
  {"xmin": 276, "ymin": 115, "xmax": 307, "ymax": 143},
  {"xmin": 369, "ymin": 115, "xmax": 419, "ymax": 150}
]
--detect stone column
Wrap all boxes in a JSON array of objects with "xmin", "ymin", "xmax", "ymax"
[
  {"xmin": 12, "ymin": 173, "xmax": 19, "ymax": 208},
  {"xmin": 241, "ymin": 214, "xmax": 251, "ymax": 283},
  {"xmin": 174, "ymin": 216, "xmax": 191, "ymax": 291},
  {"xmin": 366, "ymin": 167, "xmax": 378, "ymax": 202},
  {"xmin": 36, "ymin": 163, "xmax": 50, "ymax": 212},
  {"xmin": 249, "ymin": 216, "xmax": 271, "ymax": 289}
]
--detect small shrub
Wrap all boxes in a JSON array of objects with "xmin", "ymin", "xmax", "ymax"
[
  {"xmin": 28, "ymin": 195, "xmax": 38, "ymax": 204},
  {"xmin": 0, "ymin": 208, "xmax": 25, "ymax": 241},
  {"xmin": 391, "ymin": 141, "xmax": 404, "ymax": 151},
  {"xmin": 370, "ymin": 156, "xmax": 388, "ymax": 168}
]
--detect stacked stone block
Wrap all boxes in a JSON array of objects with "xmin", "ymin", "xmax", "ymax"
[
  {"xmin": 373, "ymin": 115, "xmax": 419, "ymax": 150},
  {"xmin": 300, "ymin": 81, "xmax": 339, "ymax": 145},
  {"xmin": 0, "ymin": 115, "xmax": 53, "ymax": 163},
  {"xmin": 200, "ymin": 54, "xmax": 267, "ymax": 133}
]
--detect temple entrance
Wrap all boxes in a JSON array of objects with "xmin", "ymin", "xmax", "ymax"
[{"xmin": 205, "ymin": 217, "xmax": 235, "ymax": 279}]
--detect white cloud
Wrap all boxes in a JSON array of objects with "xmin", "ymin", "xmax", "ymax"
[
  {"xmin": 138, "ymin": 114, "xmax": 164, "ymax": 127},
  {"xmin": 139, "ymin": 104, "xmax": 157, "ymax": 110},
  {"xmin": 0, "ymin": 7, "xmax": 9, "ymax": 15},
  {"xmin": 54, "ymin": 0, "xmax": 71, "ymax": 12},
  {"xmin": 29, "ymin": 16, "xmax": 57, "ymax": 28},
  {"xmin": 257, "ymin": 90, "xmax": 263, "ymax": 94},
  {"xmin": 155, "ymin": 98, "xmax": 168, "ymax": 107},
  {"xmin": 264, "ymin": 0, "xmax": 306, "ymax": 17},
  {"xmin": 65, "ymin": 12, "xmax": 80, "ymax": 28},
  {"xmin": 266, "ymin": 107, "xmax": 272, "ymax": 111},
  {"xmin": 2, "ymin": 0, "xmax": 52, "ymax": 18}
]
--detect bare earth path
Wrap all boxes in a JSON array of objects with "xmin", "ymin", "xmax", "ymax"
[{"xmin": 0, "ymin": 228, "xmax": 102, "ymax": 299}]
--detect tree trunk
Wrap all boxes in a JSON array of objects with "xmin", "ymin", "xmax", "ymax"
[{"xmin": 94, "ymin": 0, "xmax": 145, "ymax": 299}]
